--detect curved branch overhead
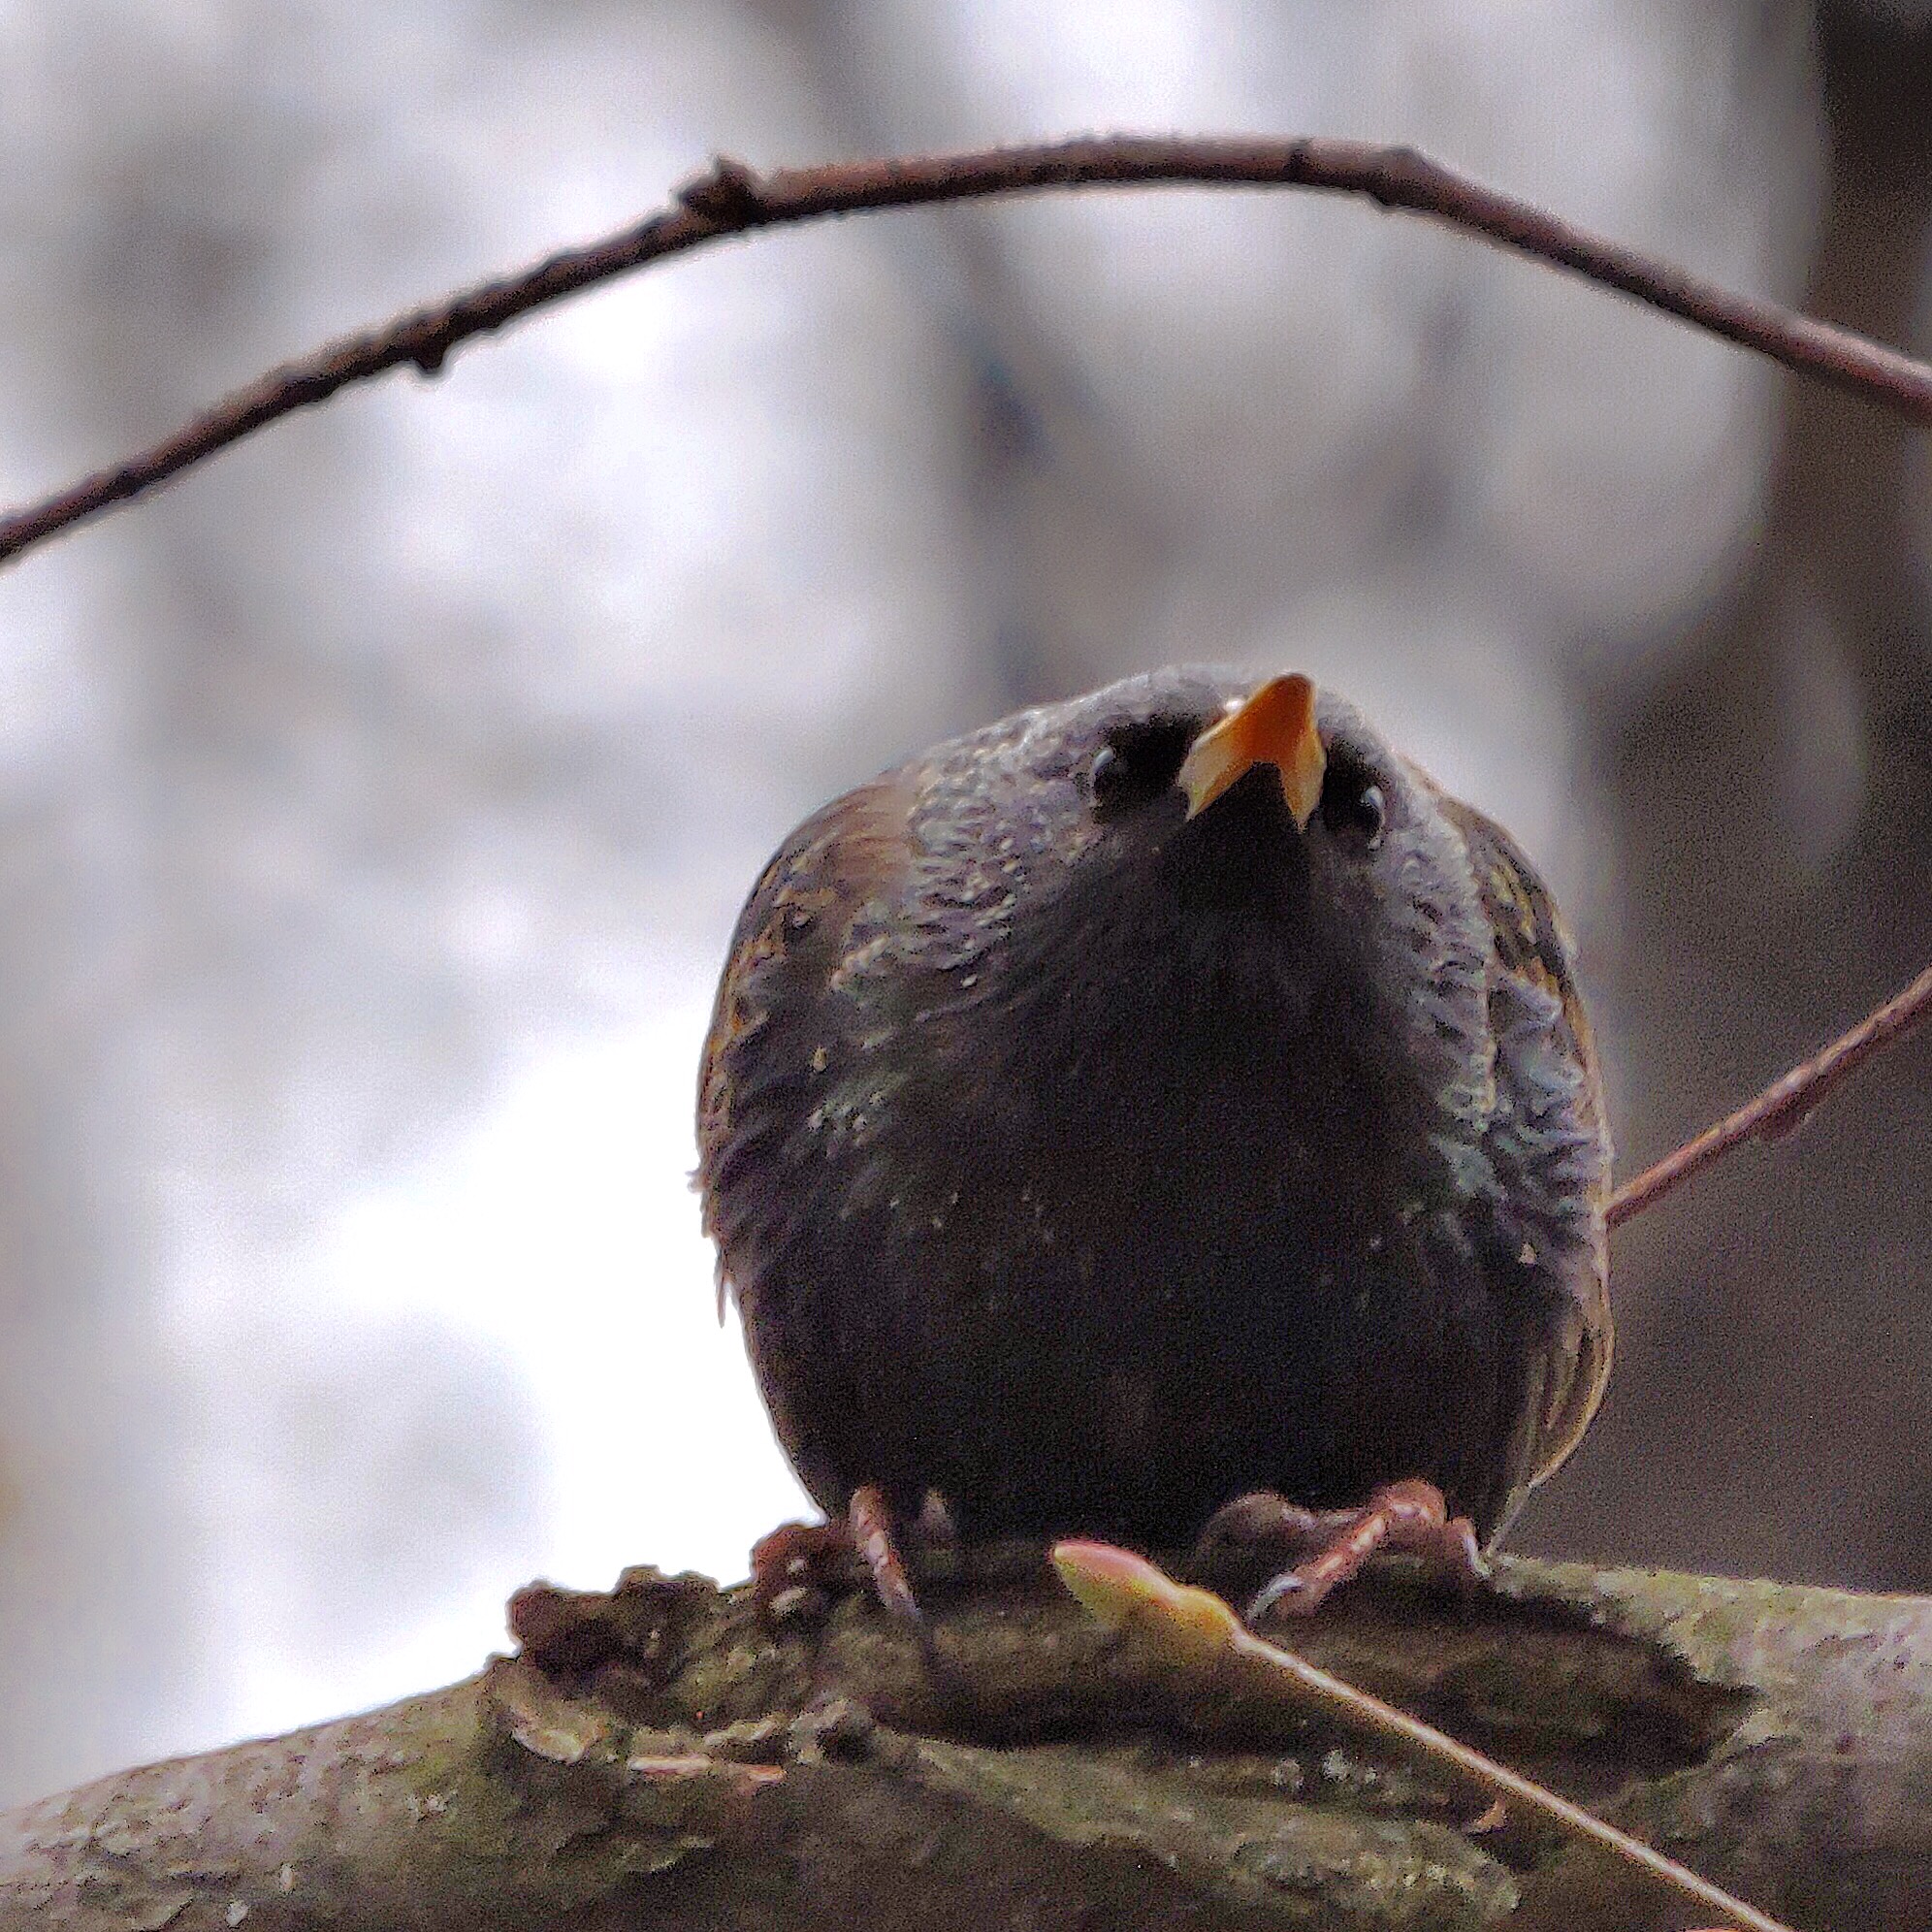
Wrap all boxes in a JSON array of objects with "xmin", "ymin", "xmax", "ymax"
[{"xmin": 1, "ymin": 133, "xmax": 1930, "ymax": 572}]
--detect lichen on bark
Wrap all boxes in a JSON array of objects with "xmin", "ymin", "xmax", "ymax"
[{"xmin": 6, "ymin": 1549, "xmax": 1932, "ymax": 1930}]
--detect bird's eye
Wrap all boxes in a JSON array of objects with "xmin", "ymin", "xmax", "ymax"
[
  {"xmin": 1089, "ymin": 716, "xmax": 1195, "ymax": 815},
  {"xmin": 1320, "ymin": 762, "xmax": 1387, "ymax": 850}
]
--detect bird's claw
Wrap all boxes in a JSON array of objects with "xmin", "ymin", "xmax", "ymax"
[
  {"xmin": 752, "ymin": 1483, "xmax": 965, "ymax": 1673},
  {"xmin": 1193, "ymin": 1477, "xmax": 1489, "ymax": 1622}
]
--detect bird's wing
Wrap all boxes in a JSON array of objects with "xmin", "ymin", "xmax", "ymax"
[
  {"xmin": 1437, "ymin": 795, "xmax": 1614, "ymax": 1498},
  {"xmin": 1442, "ymin": 799, "xmax": 1603, "ymax": 1121},
  {"xmin": 696, "ymin": 769, "xmax": 916, "ymax": 1310}
]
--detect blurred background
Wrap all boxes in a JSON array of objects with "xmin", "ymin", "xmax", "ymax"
[{"xmin": 0, "ymin": 0, "xmax": 1927, "ymax": 1809}]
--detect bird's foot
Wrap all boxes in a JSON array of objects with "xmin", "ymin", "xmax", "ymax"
[
  {"xmin": 1192, "ymin": 1477, "xmax": 1488, "ymax": 1621},
  {"xmin": 752, "ymin": 1484, "xmax": 959, "ymax": 1669},
  {"xmin": 752, "ymin": 1483, "xmax": 917, "ymax": 1623}
]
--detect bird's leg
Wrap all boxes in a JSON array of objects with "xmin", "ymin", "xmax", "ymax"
[
  {"xmin": 1193, "ymin": 1477, "xmax": 1488, "ymax": 1620},
  {"xmin": 848, "ymin": 1482, "xmax": 927, "ymax": 1634},
  {"xmin": 916, "ymin": 1486, "xmax": 962, "ymax": 1562}
]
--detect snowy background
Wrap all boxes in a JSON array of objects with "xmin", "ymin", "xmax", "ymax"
[{"xmin": 1, "ymin": 0, "xmax": 1927, "ymax": 1807}]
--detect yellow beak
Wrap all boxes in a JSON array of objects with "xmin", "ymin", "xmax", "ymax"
[{"xmin": 1175, "ymin": 674, "xmax": 1326, "ymax": 827}]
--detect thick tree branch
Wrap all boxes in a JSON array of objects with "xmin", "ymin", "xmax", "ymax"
[
  {"xmin": 6, "ymin": 1549, "xmax": 1930, "ymax": 1930},
  {"xmin": 3, "ymin": 134, "xmax": 1932, "ymax": 570}
]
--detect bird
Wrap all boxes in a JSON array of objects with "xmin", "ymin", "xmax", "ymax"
[{"xmin": 696, "ymin": 666, "xmax": 1611, "ymax": 1621}]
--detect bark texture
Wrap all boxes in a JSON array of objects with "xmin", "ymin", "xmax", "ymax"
[{"xmin": 5, "ymin": 1550, "xmax": 1930, "ymax": 1931}]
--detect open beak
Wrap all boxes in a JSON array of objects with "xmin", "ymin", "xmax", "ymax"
[{"xmin": 1175, "ymin": 674, "xmax": 1326, "ymax": 827}]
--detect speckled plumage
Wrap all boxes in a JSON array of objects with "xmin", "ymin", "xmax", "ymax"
[{"xmin": 698, "ymin": 667, "xmax": 1611, "ymax": 1553}]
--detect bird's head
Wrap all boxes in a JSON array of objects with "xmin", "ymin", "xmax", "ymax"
[{"xmin": 917, "ymin": 666, "xmax": 1499, "ymax": 1144}]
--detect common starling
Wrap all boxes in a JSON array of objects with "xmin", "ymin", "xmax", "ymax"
[{"xmin": 698, "ymin": 668, "xmax": 1611, "ymax": 1615}]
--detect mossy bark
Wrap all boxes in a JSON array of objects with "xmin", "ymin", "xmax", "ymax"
[{"xmin": 5, "ymin": 1551, "xmax": 1930, "ymax": 1930}]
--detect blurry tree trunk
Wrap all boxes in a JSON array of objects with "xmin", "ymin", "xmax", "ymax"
[{"xmin": 1557, "ymin": 4, "xmax": 1932, "ymax": 1588}]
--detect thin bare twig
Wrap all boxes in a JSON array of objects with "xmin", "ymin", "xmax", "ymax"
[
  {"xmin": 1610, "ymin": 962, "xmax": 1932, "ymax": 1227},
  {"xmin": 4, "ymin": 134, "xmax": 1932, "ymax": 569},
  {"xmin": 1053, "ymin": 1539, "xmax": 1793, "ymax": 1932}
]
